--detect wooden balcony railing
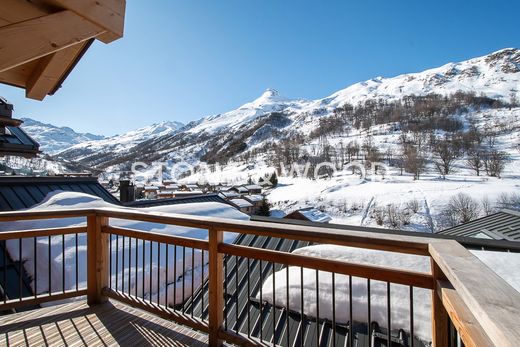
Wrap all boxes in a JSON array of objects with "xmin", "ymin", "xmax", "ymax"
[{"xmin": 0, "ymin": 207, "xmax": 518, "ymax": 346}]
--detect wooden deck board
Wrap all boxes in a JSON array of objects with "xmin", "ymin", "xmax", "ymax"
[{"xmin": 0, "ymin": 300, "xmax": 209, "ymax": 346}]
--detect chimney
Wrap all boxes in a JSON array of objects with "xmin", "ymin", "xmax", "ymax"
[{"xmin": 119, "ymin": 179, "xmax": 135, "ymax": 203}]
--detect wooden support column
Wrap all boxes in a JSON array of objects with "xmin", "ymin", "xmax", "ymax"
[
  {"xmin": 208, "ymin": 227, "xmax": 224, "ymax": 346},
  {"xmin": 87, "ymin": 214, "xmax": 109, "ymax": 305},
  {"xmin": 431, "ymin": 262, "xmax": 449, "ymax": 347}
]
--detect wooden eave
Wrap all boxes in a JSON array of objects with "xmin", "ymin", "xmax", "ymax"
[{"xmin": 0, "ymin": 0, "xmax": 126, "ymax": 100}]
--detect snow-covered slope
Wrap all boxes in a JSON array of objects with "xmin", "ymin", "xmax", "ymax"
[
  {"xmin": 20, "ymin": 118, "xmax": 104, "ymax": 154},
  {"xmin": 57, "ymin": 48, "xmax": 519, "ymax": 169}
]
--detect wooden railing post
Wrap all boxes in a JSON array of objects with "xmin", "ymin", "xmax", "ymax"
[
  {"xmin": 87, "ymin": 214, "xmax": 109, "ymax": 305},
  {"xmin": 208, "ymin": 227, "xmax": 224, "ymax": 346},
  {"xmin": 431, "ymin": 262, "xmax": 449, "ymax": 347}
]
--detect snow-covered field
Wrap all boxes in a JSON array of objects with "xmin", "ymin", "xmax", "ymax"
[{"xmin": 0, "ymin": 191, "xmax": 248, "ymax": 305}]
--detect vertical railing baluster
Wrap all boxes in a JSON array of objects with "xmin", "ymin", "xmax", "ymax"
[
  {"xmin": 272, "ymin": 261, "xmax": 276, "ymax": 346},
  {"xmin": 182, "ymin": 246, "xmax": 186, "ymax": 312},
  {"xmin": 115, "ymin": 235, "xmax": 119, "ymax": 292},
  {"xmin": 48, "ymin": 235, "xmax": 51, "ymax": 296},
  {"xmin": 135, "ymin": 237, "xmax": 138, "ymax": 298},
  {"xmin": 367, "ymin": 279, "xmax": 371, "ymax": 338},
  {"xmin": 332, "ymin": 272, "xmax": 336, "ymax": 347},
  {"xmin": 247, "ymin": 257, "xmax": 251, "ymax": 338},
  {"xmin": 109, "ymin": 234, "xmax": 112, "ymax": 290},
  {"xmin": 286, "ymin": 264, "xmax": 290, "ymax": 347},
  {"xmin": 387, "ymin": 282, "xmax": 391, "ymax": 347},
  {"xmin": 235, "ymin": 255, "xmax": 238, "ymax": 333},
  {"xmin": 149, "ymin": 241, "xmax": 152, "ymax": 301},
  {"xmin": 34, "ymin": 237, "xmax": 37, "ymax": 298},
  {"xmin": 300, "ymin": 266, "xmax": 304, "ymax": 347},
  {"xmin": 75, "ymin": 233, "xmax": 79, "ymax": 292},
  {"xmin": 166, "ymin": 244, "xmax": 169, "ymax": 307},
  {"xmin": 62, "ymin": 234, "xmax": 65, "ymax": 293},
  {"xmin": 410, "ymin": 286, "xmax": 414, "ymax": 347},
  {"xmin": 128, "ymin": 237, "xmax": 132, "ymax": 296},
  {"xmin": 191, "ymin": 249, "xmax": 195, "ymax": 317},
  {"xmin": 260, "ymin": 259, "xmax": 263, "ymax": 342},
  {"xmin": 142, "ymin": 239, "xmax": 145, "ymax": 300},
  {"xmin": 157, "ymin": 242, "xmax": 161, "ymax": 305},
  {"xmin": 19, "ymin": 238, "xmax": 22, "ymax": 301},
  {"xmin": 201, "ymin": 248, "xmax": 204, "ymax": 320},
  {"xmin": 224, "ymin": 254, "xmax": 228, "ymax": 330},
  {"xmin": 173, "ymin": 245, "xmax": 177, "ymax": 308},
  {"xmin": 316, "ymin": 269, "xmax": 319, "ymax": 347},
  {"xmin": 349, "ymin": 275, "xmax": 353, "ymax": 347},
  {"xmin": 122, "ymin": 235, "xmax": 125, "ymax": 293},
  {"xmin": 3, "ymin": 240, "xmax": 7, "ymax": 303}
]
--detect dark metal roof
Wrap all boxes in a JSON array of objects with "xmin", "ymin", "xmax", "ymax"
[
  {"xmin": 438, "ymin": 210, "xmax": 520, "ymax": 241},
  {"xmin": 0, "ymin": 126, "xmax": 40, "ymax": 157},
  {"xmin": 0, "ymin": 176, "xmax": 121, "ymax": 211},
  {"xmin": 184, "ymin": 233, "xmax": 426, "ymax": 347},
  {"xmin": 124, "ymin": 194, "xmax": 230, "ymax": 208}
]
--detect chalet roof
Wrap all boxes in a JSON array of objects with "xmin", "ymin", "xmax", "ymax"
[
  {"xmin": 218, "ymin": 191, "xmax": 240, "ymax": 199},
  {"xmin": 243, "ymin": 194, "xmax": 263, "ymax": 203},
  {"xmin": 123, "ymin": 194, "xmax": 229, "ymax": 208},
  {"xmin": 0, "ymin": 176, "xmax": 120, "ymax": 211},
  {"xmin": 0, "ymin": 126, "xmax": 40, "ymax": 158},
  {"xmin": 229, "ymin": 198, "xmax": 253, "ymax": 208},
  {"xmin": 438, "ymin": 210, "xmax": 520, "ymax": 241},
  {"xmin": 0, "ymin": 0, "xmax": 126, "ymax": 100},
  {"xmin": 244, "ymin": 184, "xmax": 262, "ymax": 190},
  {"xmin": 286, "ymin": 207, "xmax": 332, "ymax": 223}
]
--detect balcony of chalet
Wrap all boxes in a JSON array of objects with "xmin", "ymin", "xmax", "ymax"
[{"xmin": 0, "ymin": 205, "xmax": 518, "ymax": 347}]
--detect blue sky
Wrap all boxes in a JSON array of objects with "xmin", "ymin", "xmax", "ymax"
[{"xmin": 1, "ymin": 0, "xmax": 519, "ymax": 136}]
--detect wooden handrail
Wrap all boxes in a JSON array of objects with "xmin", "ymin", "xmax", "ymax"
[
  {"xmin": 0, "ymin": 207, "xmax": 518, "ymax": 346},
  {"xmin": 219, "ymin": 243, "xmax": 434, "ymax": 289}
]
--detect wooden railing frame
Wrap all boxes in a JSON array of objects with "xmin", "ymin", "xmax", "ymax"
[{"xmin": 0, "ymin": 207, "xmax": 518, "ymax": 346}]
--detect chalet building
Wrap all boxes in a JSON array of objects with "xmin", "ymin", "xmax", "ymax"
[
  {"xmin": 244, "ymin": 184, "xmax": 263, "ymax": 194},
  {"xmin": 284, "ymin": 207, "xmax": 333, "ymax": 223},
  {"xmin": 228, "ymin": 198, "xmax": 254, "ymax": 214},
  {"xmin": 0, "ymin": 98, "xmax": 40, "ymax": 158},
  {"xmin": 143, "ymin": 185, "xmax": 159, "ymax": 199},
  {"xmin": 229, "ymin": 185, "xmax": 249, "ymax": 195},
  {"xmin": 243, "ymin": 194, "xmax": 264, "ymax": 214},
  {"xmin": 218, "ymin": 190, "xmax": 240, "ymax": 199},
  {"xmin": 0, "ymin": 2, "xmax": 519, "ymax": 346}
]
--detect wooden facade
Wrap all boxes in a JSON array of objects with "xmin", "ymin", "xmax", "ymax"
[{"xmin": 0, "ymin": 0, "xmax": 126, "ymax": 100}]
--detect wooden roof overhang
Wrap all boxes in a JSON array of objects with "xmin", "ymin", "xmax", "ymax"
[{"xmin": 0, "ymin": 0, "xmax": 126, "ymax": 100}]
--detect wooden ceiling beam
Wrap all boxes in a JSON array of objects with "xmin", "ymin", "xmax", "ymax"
[
  {"xmin": 46, "ymin": 0, "xmax": 126, "ymax": 43},
  {"xmin": 25, "ymin": 42, "xmax": 88, "ymax": 100},
  {"xmin": 0, "ymin": 10, "xmax": 106, "ymax": 74}
]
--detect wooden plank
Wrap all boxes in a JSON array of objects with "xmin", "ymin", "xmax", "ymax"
[
  {"xmin": 429, "ymin": 240, "xmax": 520, "ymax": 346},
  {"xmin": 46, "ymin": 0, "xmax": 126, "ymax": 43},
  {"xmin": 25, "ymin": 42, "xmax": 87, "ymax": 100},
  {"xmin": 95, "ymin": 207, "xmax": 433, "ymax": 255},
  {"xmin": 0, "ymin": 289, "xmax": 87, "ymax": 311},
  {"xmin": 431, "ymin": 263, "xmax": 448, "ymax": 347},
  {"xmin": 436, "ymin": 280, "xmax": 494, "ymax": 347},
  {"xmin": 0, "ymin": 208, "xmax": 95, "ymax": 221},
  {"xmin": 0, "ymin": 0, "xmax": 49, "ymax": 24},
  {"xmin": 0, "ymin": 10, "xmax": 106, "ymax": 73},
  {"xmin": 208, "ymin": 227, "xmax": 224, "ymax": 346},
  {"xmin": 104, "ymin": 288, "xmax": 209, "ymax": 333},
  {"xmin": 0, "ymin": 226, "xmax": 86, "ymax": 240},
  {"xmin": 104, "ymin": 225, "xmax": 209, "ymax": 250},
  {"xmin": 220, "ymin": 243, "xmax": 433, "ymax": 289}
]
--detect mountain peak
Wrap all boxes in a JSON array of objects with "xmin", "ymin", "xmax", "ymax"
[{"xmin": 261, "ymin": 88, "xmax": 279, "ymax": 98}]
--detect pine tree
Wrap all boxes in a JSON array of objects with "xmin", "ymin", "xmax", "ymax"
[
  {"xmin": 269, "ymin": 172, "xmax": 278, "ymax": 187},
  {"xmin": 258, "ymin": 197, "xmax": 271, "ymax": 216}
]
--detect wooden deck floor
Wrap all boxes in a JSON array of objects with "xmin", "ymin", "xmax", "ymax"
[{"xmin": 0, "ymin": 300, "xmax": 209, "ymax": 346}]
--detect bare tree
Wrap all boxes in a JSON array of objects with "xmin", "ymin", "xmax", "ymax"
[
  {"xmin": 433, "ymin": 139, "xmax": 459, "ymax": 178},
  {"xmin": 483, "ymin": 150, "xmax": 510, "ymax": 178},
  {"xmin": 466, "ymin": 150, "xmax": 484, "ymax": 176},
  {"xmin": 403, "ymin": 145, "xmax": 426, "ymax": 180},
  {"xmin": 442, "ymin": 193, "xmax": 481, "ymax": 226}
]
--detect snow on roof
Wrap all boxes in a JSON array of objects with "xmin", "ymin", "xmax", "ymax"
[
  {"xmin": 260, "ymin": 244, "xmax": 432, "ymax": 341},
  {"xmin": 144, "ymin": 186, "xmax": 159, "ymax": 190},
  {"xmin": 165, "ymin": 184, "xmax": 179, "ymax": 189},
  {"xmin": 244, "ymin": 194, "xmax": 263, "ymax": 202},
  {"xmin": 230, "ymin": 198, "xmax": 253, "ymax": 208},
  {"xmin": 219, "ymin": 191, "xmax": 240, "ymax": 198},
  {"xmin": 233, "ymin": 186, "xmax": 249, "ymax": 193},
  {"xmin": 297, "ymin": 207, "xmax": 332, "ymax": 223},
  {"xmin": 244, "ymin": 184, "xmax": 262, "ymax": 190},
  {"xmin": 0, "ymin": 191, "xmax": 249, "ymax": 306}
]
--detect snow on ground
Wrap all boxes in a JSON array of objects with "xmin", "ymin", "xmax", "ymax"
[
  {"xmin": 258, "ymin": 245, "xmax": 432, "ymax": 342},
  {"xmin": 471, "ymin": 250, "xmax": 520, "ymax": 292},
  {"xmin": 0, "ymin": 191, "xmax": 248, "ymax": 306}
]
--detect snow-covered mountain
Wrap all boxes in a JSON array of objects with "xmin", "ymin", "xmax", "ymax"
[
  {"xmin": 56, "ymin": 48, "xmax": 519, "ymax": 169},
  {"xmin": 20, "ymin": 118, "xmax": 105, "ymax": 154}
]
